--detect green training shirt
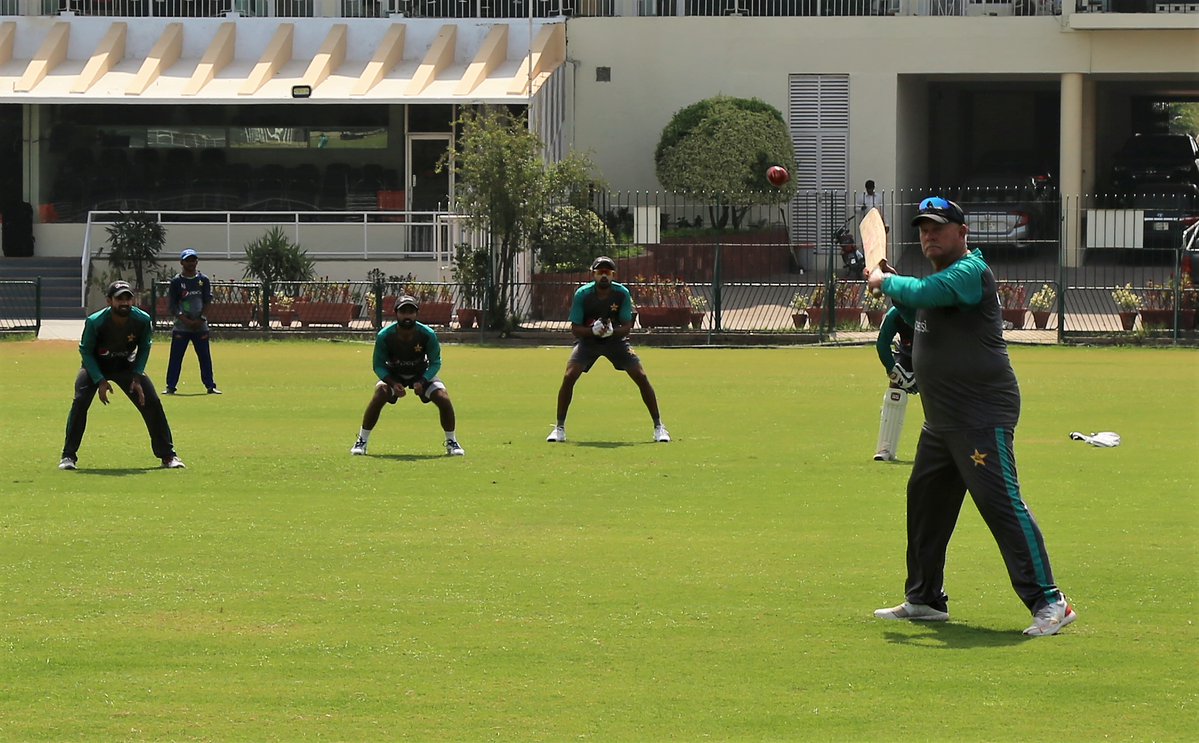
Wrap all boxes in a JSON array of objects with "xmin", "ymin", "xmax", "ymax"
[
  {"xmin": 372, "ymin": 321, "xmax": 442, "ymax": 383},
  {"xmin": 78, "ymin": 306, "xmax": 154, "ymax": 384},
  {"xmin": 881, "ymin": 249, "xmax": 1019, "ymax": 430},
  {"xmin": 568, "ymin": 281, "xmax": 634, "ymax": 328}
]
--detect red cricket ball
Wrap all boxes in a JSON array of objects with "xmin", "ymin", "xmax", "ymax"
[{"xmin": 766, "ymin": 166, "xmax": 790, "ymax": 188}]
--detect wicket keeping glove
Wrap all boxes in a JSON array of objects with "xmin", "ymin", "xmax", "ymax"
[{"xmin": 591, "ymin": 318, "xmax": 609, "ymax": 337}]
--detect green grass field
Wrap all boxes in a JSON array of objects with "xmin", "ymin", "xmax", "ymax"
[{"xmin": 1, "ymin": 340, "xmax": 1196, "ymax": 741}]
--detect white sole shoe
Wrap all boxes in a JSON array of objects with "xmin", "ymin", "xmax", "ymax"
[
  {"xmin": 1024, "ymin": 601, "xmax": 1078, "ymax": 637},
  {"xmin": 874, "ymin": 601, "xmax": 949, "ymax": 622}
]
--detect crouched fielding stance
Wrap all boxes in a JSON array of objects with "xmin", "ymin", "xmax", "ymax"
[
  {"xmin": 866, "ymin": 197, "xmax": 1075, "ymax": 637},
  {"xmin": 60, "ymin": 281, "xmax": 184, "ymax": 470},
  {"xmin": 873, "ymin": 304, "xmax": 918, "ymax": 462},
  {"xmin": 547, "ymin": 256, "xmax": 669, "ymax": 444},
  {"xmin": 350, "ymin": 295, "xmax": 464, "ymax": 457}
]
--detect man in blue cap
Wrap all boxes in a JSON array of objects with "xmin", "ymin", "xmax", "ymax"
[
  {"xmin": 865, "ymin": 197, "xmax": 1076, "ymax": 637},
  {"xmin": 165, "ymin": 248, "xmax": 221, "ymax": 395}
]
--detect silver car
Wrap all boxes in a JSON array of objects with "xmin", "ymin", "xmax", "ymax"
[{"xmin": 957, "ymin": 175, "xmax": 1056, "ymax": 250}]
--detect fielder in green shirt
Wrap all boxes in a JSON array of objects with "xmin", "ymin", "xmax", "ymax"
[{"xmin": 59, "ymin": 281, "xmax": 183, "ymax": 470}]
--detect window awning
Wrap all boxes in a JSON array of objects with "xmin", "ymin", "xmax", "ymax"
[{"xmin": 0, "ymin": 17, "xmax": 565, "ymax": 104}]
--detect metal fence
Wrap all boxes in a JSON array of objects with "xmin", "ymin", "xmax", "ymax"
[
  {"xmin": 0, "ymin": 280, "xmax": 42, "ymax": 334},
  {"xmin": 5, "ymin": 187, "xmax": 1197, "ymax": 344}
]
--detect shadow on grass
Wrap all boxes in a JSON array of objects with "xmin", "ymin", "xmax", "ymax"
[
  {"xmin": 882, "ymin": 621, "xmax": 1028, "ymax": 649},
  {"xmin": 75, "ymin": 467, "xmax": 166, "ymax": 476},
  {"xmin": 574, "ymin": 441, "xmax": 643, "ymax": 449},
  {"xmin": 373, "ymin": 453, "xmax": 453, "ymax": 462}
]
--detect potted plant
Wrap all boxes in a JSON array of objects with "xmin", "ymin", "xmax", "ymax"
[
  {"xmin": 1140, "ymin": 275, "xmax": 1197, "ymax": 330},
  {"xmin": 863, "ymin": 292, "xmax": 888, "ymax": 329},
  {"xmin": 832, "ymin": 281, "xmax": 864, "ymax": 326},
  {"xmin": 1028, "ymin": 283, "xmax": 1057, "ymax": 330},
  {"xmin": 688, "ymin": 294, "xmax": 709, "ymax": 329},
  {"xmin": 633, "ymin": 276, "xmax": 692, "ymax": 328},
  {"xmin": 295, "ymin": 279, "xmax": 360, "ymax": 327},
  {"xmin": 803, "ymin": 284, "xmax": 827, "ymax": 329},
  {"xmin": 452, "ymin": 244, "xmax": 489, "ymax": 329},
  {"xmin": 790, "ymin": 290, "xmax": 811, "ymax": 329},
  {"xmin": 271, "ymin": 289, "xmax": 296, "ymax": 328},
  {"xmin": 1111, "ymin": 283, "xmax": 1142, "ymax": 331},
  {"xmin": 401, "ymin": 281, "xmax": 454, "ymax": 326},
  {"xmin": 207, "ymin": 283, "xmax": 258, "ymax": 327},
  {"xmin": 997, "ymin": 283, "xmax": 1028, "ymax": 329},
  {"xmin": 101, "ymin": 210, "xmax": 166, "ymax": 308},
  {"xmin": 241, "ymin": 226, "xmax": 315, "ymax": 328}
]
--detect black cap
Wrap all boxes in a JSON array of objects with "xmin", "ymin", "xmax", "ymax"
[
  {"xmin": 394, "ymin": 295, "xmax": 419, "ymax": 312},
  {"xmin": 911, "ymin": 197, "xmax": 966, "ymax": 226},
  {"xmin": 106, "ymin": 280, "xmax": 135, "ymax": 298},
  {"xmin": 591, "ymin": 256, "xmax": 617, "ymax": 271}
]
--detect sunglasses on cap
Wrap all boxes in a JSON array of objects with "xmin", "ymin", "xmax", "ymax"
[
  {"xmin": 912, "ymin": 196, "xmax": 966, "ymax": 226},
  {"xmin": 919, "ymin": 197, "xmax": 953, "ymax": 210}
]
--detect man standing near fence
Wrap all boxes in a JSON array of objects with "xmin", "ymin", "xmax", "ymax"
[
  {"xmin": 866, "ymin": 196, "xmax": 1076, "ymax": 637},
  {"xmin": 165, "ymin": 249, "xmax": 221, "ymax": 395}
]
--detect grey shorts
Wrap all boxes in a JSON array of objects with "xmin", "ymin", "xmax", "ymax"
[
  {"xmin": 377, "ymin": 377, "xmax": 445, "ymax": 404},
  {"xmin": 569, "ymin": 338, "xmax": 641, "ymax": 373}
]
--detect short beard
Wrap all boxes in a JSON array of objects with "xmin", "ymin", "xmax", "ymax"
[
  {"xmin": 398, "ymin": 318, "xmax": 416, "ymax": 329},
  {"xmin": 112, "ymin": 305, "xmax": 131, "ymax": 317}
]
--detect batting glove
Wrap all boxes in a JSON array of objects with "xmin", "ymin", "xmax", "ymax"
[{"xmin": 888, "ymin": 362, "xmax": 917, "ymax": 393}]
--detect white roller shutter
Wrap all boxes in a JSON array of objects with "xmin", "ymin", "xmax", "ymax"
[{"xmin": 789, "ymin": 74, "xmax": 849, "ymax": 255}]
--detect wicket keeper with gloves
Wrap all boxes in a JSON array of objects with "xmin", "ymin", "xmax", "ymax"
[
  {"xmin": 865, "ymin": 196, "xmax": 1076, "ymax": 637},
  {"xmin": 547, "ymin": 256, "xmax": 669, "ymax": 444}
]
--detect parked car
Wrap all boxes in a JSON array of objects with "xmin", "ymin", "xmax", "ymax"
[
  {"xmin": 1131, "ymin": 183, "xmax": 1199, "ymax": 251},
  {"xmin": 954, "ymin": 174, "xmax": 1057, "ymax": 250},
  {"xmin": 1111, "ymin": 133, "xmax": 1199, "ymax": 193}
]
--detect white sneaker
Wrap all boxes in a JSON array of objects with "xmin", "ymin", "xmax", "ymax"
[
  {"xmin": 653, "ymin": 424, "xmax": 671, "ymax": 443},
  {"xmin": 350, "ymin": 438, "xmax": 368, "ymax": 456},
  {"xmin": 1024, "ymin": 597, "xmax": 1077, "ymax": 637},
  {"xmin": 873, "ymin": 601, "xmax": 949, "ymax": 622},
  {"xmin": 873, "ymin": 449, "xmax": 893, "ymax": 461},
  {"xmin": 161, "ymin": 456, "xmax": 186, "ymax": 469},
  {"xmin": 58, "ymin": 457, "xmax": 77, "ymax": 470},
  {"xmin": 445, "ymin": 439, "xmax": 465, "ymax": 456},
  {"xmin": 546, "ymin": 425, "xmax": 566, "ymax": 443}
]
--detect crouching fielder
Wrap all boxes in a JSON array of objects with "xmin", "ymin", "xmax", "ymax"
[
  {"xmin": 874, "ymin": 304, "xmax": 918, "ymax": 461},
  {"xmin": 350, "ymin": 295, "xmax": 465, "ymax": 457}
]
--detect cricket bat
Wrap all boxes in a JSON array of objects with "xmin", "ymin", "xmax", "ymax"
[{"xmin": 860, "ymin": 207, "xmax": 887, "ymax": 297}]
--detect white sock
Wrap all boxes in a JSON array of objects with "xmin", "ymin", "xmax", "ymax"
[
  {"xmin": 445, "ymin": 430, "xmax": 456, "ymax": 441},
  {"xmin": 359, "ymin": 428, "xmax": 372, "ymax": 442}
]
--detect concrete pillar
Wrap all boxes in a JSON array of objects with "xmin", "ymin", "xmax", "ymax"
[{"xmin": 1060, "ymin": 72, "xmax": 1084, "ymax": 268}]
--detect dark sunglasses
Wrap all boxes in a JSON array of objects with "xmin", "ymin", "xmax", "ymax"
[{"xmin": 593, "ymin": 268, "xmax": 615, "ymax": 276}]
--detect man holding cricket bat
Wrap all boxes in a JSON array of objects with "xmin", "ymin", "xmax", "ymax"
[{"xmin": 864, "ymin": 196, "xmax": 1076, "ymax": 637}]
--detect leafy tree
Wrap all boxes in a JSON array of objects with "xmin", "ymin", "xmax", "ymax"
[
  {"xmin": 103, "ymin": 211, "xmax": 166, "ymax": 292},
  {"xmin": 446, "ymin": 107, "xmax": 601, "ymax": 328},
  {"xmin": 531, "ymin": 207, "xmax": 616, "ymax": 273},
  {"xmin": 241, "ymin": 226, "xmax": 315, "ymax": 302},
  {"xmin": 655, "ymin": 95, "xmax": 797, "ymax": 229}
]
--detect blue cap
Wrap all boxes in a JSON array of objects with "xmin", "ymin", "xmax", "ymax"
[{"xmin": 180, "ymin": 248, "xmax": 199, "ymax": 260}]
